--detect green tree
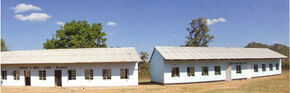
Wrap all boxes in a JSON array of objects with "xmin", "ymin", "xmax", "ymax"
[
  {"xmin": 140, "ymin": 51, "xmax": 149, "ymax": 60},
  {"xmin": 43, "ymin": 20, "xmax": 107, "ymax": 49},
  {"xmin": 138, "ymin": 51, "xmax": 150, "ymax": 79},
  {"xmin": 184, "ymin": 17, "xmax": 214, "ymax": 47},
  {"xmin": 1, "ymin": 38, "xmax": 8, "ymax": 51}
]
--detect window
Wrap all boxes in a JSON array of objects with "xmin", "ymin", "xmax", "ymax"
[
  {"xmin": 85, "ymin": 69, "xmax": 93, "ymax": 80},
  {"xmin": 102, "ymin": 69, "xmax": 111, "ymax": 80},
  {"xmin": 68, "ymin": 70, "xmax": 76, "ymax": 80},
  {"xmin": 171, "ymin": 67, "xmax": 179, "ymax": 77},
  {"xmin": 276, "ymin": 63, "xmax": 279, "ymax": 70},
  {"xmin": 187, "ymin": 67, "xmax": 195, "ymax": 76},
  {"xmin": 1, "ymin": 71, "xmax": 7, "ymax": 80},
  {"xmin": 202, "ymin": 66, "xmax": 208, "ymax": 76},
  {"xmin": 254, "ymin": 64, "xmax": 258, "ymax": 72},
  {"xmin": 120, "ymin": 68, "xmax": 129, "ymax": 79},
  {"xmin": 269, "ymin": 64, "xmax": 273, "ymax": 71},
  {"xmin": 39, "ymin": 70, "xmax": 46, "ymax": 80},
  {"xmin": 13, "ymin": 70, "xmax": 20, "ymax": 80},
  {"xmin": 262, "ymin": 64, "xmax": 266, "ymax": 71},
  {"xmin": 236, "ymin": 65, "xmax": 241, "ymax": 74},
  {"xmin": 214, "ymin": 66, "xmax": 221, "ymax": 75}
]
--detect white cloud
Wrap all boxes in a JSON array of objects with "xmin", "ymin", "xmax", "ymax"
[
  {"xmin": 207, "ymin": 17, "xmax": 226, "ymax": 25},
  {"xmin": 107, "ymin": 21, "xmax": 117, "ymax": 26},
  {"xmin": 11, "ymin": 3, "xmax": 41, "ymax": 13},
  {"xmin": 56, "ymin": 21, "xmax": 65, "ymax": 26},
  {"xmin": 15, "ymin": 13, "xmax": 51, "ymax": 22}
]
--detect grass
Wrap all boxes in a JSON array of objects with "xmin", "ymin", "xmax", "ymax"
[{"xmin": 202, "ymin": 70, "xmax": 289, "ymax": 93}]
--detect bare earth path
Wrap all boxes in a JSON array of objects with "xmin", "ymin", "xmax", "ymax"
[{"xmin": 2, "ymin": 71, "xmax": 289, "ymax": 93}]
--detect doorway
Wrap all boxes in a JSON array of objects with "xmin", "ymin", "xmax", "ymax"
[
  {"xmin": 55, "ymin": 70, "xmax": 62, "ymax": 86},
  {"xmin": 225, "ymin": 65, "xmax": 232, "ymax": 81},
  {"xmin": 24, "ymin": 70, "xmax": 31, "ymax": 86}
]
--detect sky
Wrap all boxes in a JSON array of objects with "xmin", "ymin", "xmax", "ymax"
[{"xmin": 2, "ymin": 0, "xmax": 289, "ymax": 55}]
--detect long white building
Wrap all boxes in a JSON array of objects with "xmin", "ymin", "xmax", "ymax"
[
  {"xmin": 150, "ymin": 46, "xmax": 287, "ymax": 84},
  {"xmin": 1, "ymin": 48, "xmax": 141, "ymax": 87}
]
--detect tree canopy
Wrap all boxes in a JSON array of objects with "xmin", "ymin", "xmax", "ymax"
[
  {"xmin": 184, "ymin": 17, "xmax": 214, "ymax": 47},
  {"xmin": 140, "ymin": 51, "xmax": 149, "ymax": 60},
  {"xmin": 1, "ymin": 38, "xmax": 8, "ymax": 51},
  {"xmin": 43, "ymin": 20, "xmax": 107, "ymax": 49}
]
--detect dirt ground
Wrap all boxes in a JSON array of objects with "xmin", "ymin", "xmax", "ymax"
[{"xmin": 1, "ymin": 71, "xmax": 289, "ymax": 93}]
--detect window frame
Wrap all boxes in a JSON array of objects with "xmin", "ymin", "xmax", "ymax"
[
  {"xmin": 1, "ymin": 71, "xmax": 7, "ymax": 80},
  {"xmin": 202, "ymin": 66, "xmax": 209, "ymax": 76},
  {"xmin": 39, "ymin": 70, "xmax": 46, "ymax": 80},
  {"xmin": 214, "ymin": 66, "xmax": 221, "ymax": 75},
  {"xmin": 262, "ymin": 64, "xmax": 266, "ymax": 71},
  {"xmin": 171, "ymin": 67, "xmax": 180, "ymax": 77},
  {"xmin": 269, "ymin": 64, "xmax": 273, "ymax": 71},
  {"xmin": 102, "ymin": 69, "xmax": 112, "ymax": 80},
  {"xmin": 13, "ymin": 70, "xmax": 20, "ymax": 80},
  {"xmin": 85, "ymin": 69, "xmax": 93, "ymax": 80},
  {"xmin": 68, "ymin": 69, "xmax": 76, "ymax": 80},
  {"xmin": 254, "ymin": 64, "xmax": 258, "ymax": 72},
  {"xmin": 276, "ymin": 63, "xmax": 279, "ymax": 70},
  {"xmin": 187, "ymin": 67, "xmax": 195, "ymax": 77},
  {"xmin": 236, "ymin": 65, "xmax": 242, "ymax": 74},
  {"xmin": 120, "ymin": 68, "xmax": 129, "ymax": 79}
]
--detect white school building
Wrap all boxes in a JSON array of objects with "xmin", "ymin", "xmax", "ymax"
[
  {"xmin": 150, "ymin": 46, "xmax": 287, "ymax": 84},
  {"xmin": 1, "ymin": 48, "xmax": 141, "ymax": 87}
]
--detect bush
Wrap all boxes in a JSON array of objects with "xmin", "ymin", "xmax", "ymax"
[
  {"xmin": 138, "ymin": 62, "xmax": 150, "ymax": 79},
  {"xmin": 282, "ymin": 60, "xmax": 289, "ymax": 70}
]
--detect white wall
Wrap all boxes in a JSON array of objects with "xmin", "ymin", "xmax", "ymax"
[
  {"xmin": 230, "ymin": 63, "xmax": 248, "ymax": 79},
  {"xmin": 61, "ymin": 63, "xmax": 138, "ymax": 87},
  {"xmin": 31, "ymin": 69, "xmax": 55, "ymax": 87},
  {"xmin": 1, "ymin": 62, "xmax": 138, "ymax": 87},
  {"xmin": 149, "ymin": 56, "xmax": 282, "ymax": 84},
  {"xmin": 163, "ymin": 61, "xmax": 226, "ymax": 84},
  {"xmin": 249, "ymin": 59, "xmax": 281, "ymax": 78},
  {"xmin": 150, "ymin": 50, "xmax": 165, "ymax": 83},
  {"xmin": 0, "ymin": 66, "xmax": 25, "ymax": 86},
  {"xmin": 229, "ymin": 59, "xmax": 281, "ymax": 79}
]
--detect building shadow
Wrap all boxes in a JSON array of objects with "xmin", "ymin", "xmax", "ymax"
[{"xmin": 138, "ymin": 81, "xmax": 163, "ymax": 85}]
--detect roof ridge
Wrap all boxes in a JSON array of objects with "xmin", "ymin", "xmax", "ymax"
[
  {"xmin": 1, "ymin": 47, "xmax": 136, "ymax": 53},
  {"xmin": 155, "ymin": 46, "xmax": 269, "ymax": 49}
]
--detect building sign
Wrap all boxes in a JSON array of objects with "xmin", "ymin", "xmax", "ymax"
[
  {"xmin": 56, "ymin": 66, "xmax": 67, "ymax": 69},
  {"xmin": 19, "ymin": 66, "xmax": 51, "ymax": 69},
  {"xmin": 228, "ymin": 62, "xmax": 247, "ymax": 65},
  {"xmin": 19, "ymin": 66, "xmax": 67, "ymax": 69}
]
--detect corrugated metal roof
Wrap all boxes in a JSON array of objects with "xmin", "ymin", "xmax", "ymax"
[
  {"xmin": 155, "ymin": 46, "xmax": 287, "ymax": 61},
  {"xmin": 1, "ymin": 47, "xmax": 141, "ymax": 64}
]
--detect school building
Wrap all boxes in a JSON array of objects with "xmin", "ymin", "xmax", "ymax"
[{"xmin": 1, "ymin": 48, "xmax": 141, "ymax": 87}]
